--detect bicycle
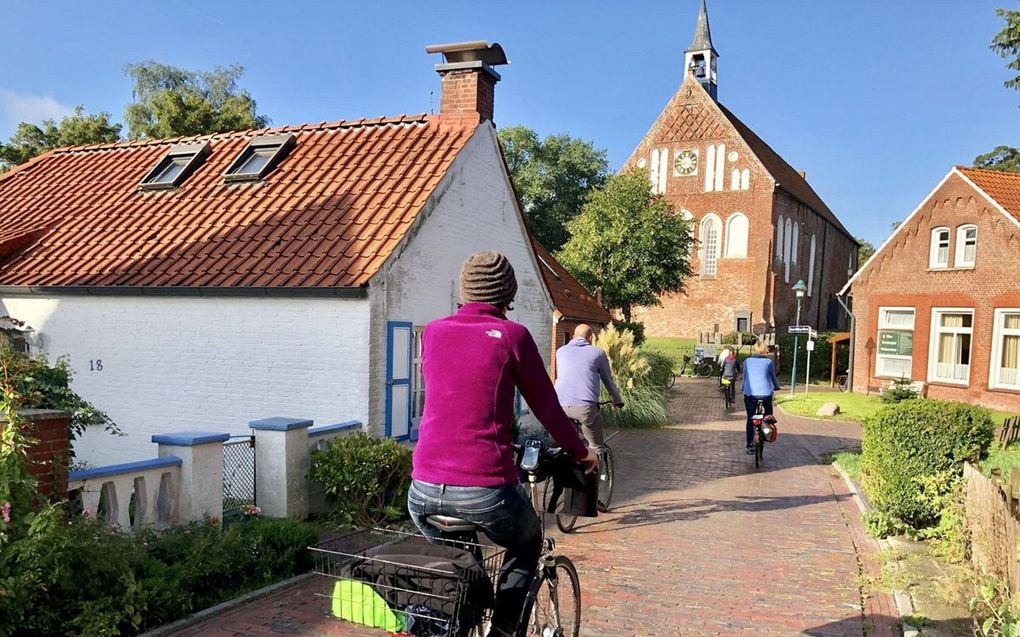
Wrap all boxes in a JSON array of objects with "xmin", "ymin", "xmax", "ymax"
[
  {"xmin": 750, "ymin": 399, "xmax": 778, "ymax": 469},
  {"xmin": 679, "ymin": 353, "xmax": 713, "ymax": 378},
  {"xmin": 556, "ymin": 405, "xmax": 616, "ymax": 534},
  {"xmin": 721, "ymin": 376, "xmax": 736, "ymax": 410},
  {"xmin": 311, "ymin": 438, "xmax": 583, "ymax": 637},
  {"xmin": 836, "ymin": 372, "xmax": 849, "ymax": 392}
]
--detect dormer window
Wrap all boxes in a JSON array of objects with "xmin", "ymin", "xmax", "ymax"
[
  {"xmin": 139, "ymin": 142, "xmax": 210, "ymax": 190},
  {"xmin": 955, "ymin": 224, "xmax": 977, "ymax": 267},
  {"xmin": 929, "ymin": 227, "xmax": 950, "ymax": 268},
  {"xmin": 224, "ymin": 134, "xmax": 295, "ymax": 183}
]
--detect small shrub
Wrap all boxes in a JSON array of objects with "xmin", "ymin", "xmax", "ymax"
[
  {"xmin": 720, "ymin": 331, "xmax": 756, "ymax": 345},
  {"xmin": 970, "ymin": 578, "xmax": 1020, "ymax": 637},
  {"xmin": 861, "ymin": 400, "xmax": 994, "ymax": 532},
  {"xmin": 595, "ymin": 325, "xmax": 667, "ymax": 428},
  {"xmin": 881, "ymin": 376, "xmax": 920, "ymax": 403},
  {"xmin": 642, "ymin": 350, "xmax": 675, "ymax": 389},
  {"xmin": 612, "ymin": 320, "xmax": 645, "ymax": 346},
  {"xmin": 310, "ymin": 432, "xmax": 412, "ymax": 526}
]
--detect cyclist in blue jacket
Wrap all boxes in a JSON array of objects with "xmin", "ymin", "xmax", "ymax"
[{"xmin": 741, "ymin": 342, "xmax": 780, "ymax": 454}]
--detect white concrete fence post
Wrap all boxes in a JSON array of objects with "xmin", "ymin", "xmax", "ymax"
[
  {"xmin": 249, "ymin": 417, "xmax": 314, "ymax": 519},
  {"xmin": 151, "ymin": 431, "xmax": 229, "ymax": 523}
]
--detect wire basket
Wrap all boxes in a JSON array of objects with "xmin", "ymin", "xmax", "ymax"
[{"xmin": 310, "ymin": 528, "xmax": 505, "ymax": 637}]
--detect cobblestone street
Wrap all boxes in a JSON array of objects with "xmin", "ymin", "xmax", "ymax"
[{"xmin": 169, "ymin": 379, "xmax": 899, "ymax": 637}]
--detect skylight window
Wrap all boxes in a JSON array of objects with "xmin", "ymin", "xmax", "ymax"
[
  {"xmin": 224, "ymin": 134, "xmax": 295, "ymax": 182},
  {"xmin": 139, "ymin": 142, "xmax": 210, "ymax": 190}
]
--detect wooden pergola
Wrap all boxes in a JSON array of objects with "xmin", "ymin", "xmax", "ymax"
[{"xmin": 828, "ymin": 332, "xmax": 852, "ymax": 387}]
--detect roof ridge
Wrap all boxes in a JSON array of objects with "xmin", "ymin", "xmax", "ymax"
[
  {"xmin": 957, "ymin": 164, "xmax": 1020, "ymax": 177},
  {"xmin": 51, "ymin": 113, "xmax": 433, "ymax": 155}
]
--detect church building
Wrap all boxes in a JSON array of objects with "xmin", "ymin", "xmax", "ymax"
[{"xmin": 629, "ymin": 1, "xmax": 858, "ymax": 338}]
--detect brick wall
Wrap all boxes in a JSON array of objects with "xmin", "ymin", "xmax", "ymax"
[
  {"xmin": 1, "ymin": 409, "xmax": 70, "ymax": 501},
  {"xmin": 850, "ymin": 171, "xmax": 1020, "ymax": 413},
  {"xmin": 438, "ymin": 69, "xmax": 496, "ymax": 122}
]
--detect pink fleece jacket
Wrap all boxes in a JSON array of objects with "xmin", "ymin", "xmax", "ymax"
[{"xmin": 411, "ymin": 303, "xmax": 588, "ymax": 487}]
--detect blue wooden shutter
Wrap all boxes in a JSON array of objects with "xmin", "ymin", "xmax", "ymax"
[{"xmin": 385, "ymin": 321, "xmax": 413, "ymax": 440}]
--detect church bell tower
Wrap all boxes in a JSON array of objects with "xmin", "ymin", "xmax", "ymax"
[{"xmin": 684, "ymin": 0, "xmax": 719, "ymax": 100}]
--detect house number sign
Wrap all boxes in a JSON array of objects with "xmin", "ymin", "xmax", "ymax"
[{"xmin": 89, "ymin": 359, "xmax": 104, "ymax": 371}]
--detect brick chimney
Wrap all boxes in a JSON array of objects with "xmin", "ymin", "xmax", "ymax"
[{"xmin": 425, "ymin": 41, "xmax": 508, "ymax": 122}]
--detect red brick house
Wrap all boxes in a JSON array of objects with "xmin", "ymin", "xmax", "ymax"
[
  {"xmin": 842, "ymin": 166, "xmax": 1020, "ymax": 413},
  {"xmin": 629, "ymin": 0, "xmax": 857, "ymax": 338}
]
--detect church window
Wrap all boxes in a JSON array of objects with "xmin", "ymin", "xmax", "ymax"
[
  {"xmin": 704, "ymin": 145, "xmax": 716, "ymax": 192},
  {"xmin": 700, "ymin": 214, "xmax": 722, "ymax": 276},
  {"xmin": 776, "ymin": 215, "xmax": 784, "ymax": 261},
  {"xmin": 783, "ymin": 218, "xmax": 793, "ymax": 283},
  {"xmin": 792, "ymin": 222, "xmax": 799, "ymax": 265},
  {"xmin": 714, "ymin": 143, "xmax": 726, "ymax": 191},
  {"xmin": 807, "ymin": 235, "xmax": 817, "ymax": 297},
  {"xmin": 658, "ymin": 147, "xmax": 668, "ymax": 194},
  {"xmin": 724, "ymin": 213, "xmax": 749, "ymax": 258},
  {"xmin": 649, "ymin": 149, "xmax": 660, "ymax": 193},
  {"xmin": 740, "ymin": 169, "xmax": 750, "ymax": 190},
  {"xmin": 681, "ymin": 209, "xmax": 695, "ymax": 260},
  {"xmin": 730, "ymin": 169, "xmax": 740, "ymax": 191}
]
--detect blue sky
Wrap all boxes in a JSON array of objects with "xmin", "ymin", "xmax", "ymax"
[{"xmin": 0, "ymin": 1, "xmax": 1015, "ymax": 247}]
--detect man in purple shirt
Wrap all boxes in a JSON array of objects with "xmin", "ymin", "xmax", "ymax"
[
  {"xmin": 409, "ymin": 251, "xmax": 596, "ymax": 637},
  {"xmin": 554, "ymin": 324, "xmax": 624, "ymax": 448}
]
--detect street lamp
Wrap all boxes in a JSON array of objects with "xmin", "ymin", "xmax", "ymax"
[{"xmin": 790, "ymin": 279, "xmax": 808, "ymax": 395}]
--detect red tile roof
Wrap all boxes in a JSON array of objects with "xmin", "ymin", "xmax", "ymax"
[
  {"xmin": 529, "ymin": 237, "xmax": 612, "ymax": 325},
  {"xmin": 717, "ymin": 103, "xmax": 854, "ymax": 240},
  {"xmin": 957, "ymin": 166, "xmax": 1020, "ymax": 223},
  {"xmin": 0, "ymin": 114, "xmax": 479, "ymax": 288}
]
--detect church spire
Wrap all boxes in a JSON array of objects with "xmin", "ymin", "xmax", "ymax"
[{"xmin": 684, "ymin": 0, "xmax": 719, "ymax": 100}]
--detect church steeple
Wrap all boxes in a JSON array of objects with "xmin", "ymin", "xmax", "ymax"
[{"xmin": 684, "ymin": 0, "xmax": 719, "ymax": 100}]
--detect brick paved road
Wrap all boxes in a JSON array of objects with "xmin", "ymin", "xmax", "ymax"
[{"xmin": 168, "ymin": 379, "xmax": 899, "ymax": 637}]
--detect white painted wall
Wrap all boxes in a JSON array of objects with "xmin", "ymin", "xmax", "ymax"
[
  {"xmin": 1, "ymin": 295, "xmax": 371, "ymax": 465},
  {"xmin": 367, "ymin": 123, "xmax": 553, "ymax": 434}
]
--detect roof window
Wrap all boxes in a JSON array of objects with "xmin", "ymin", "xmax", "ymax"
[
  {"xmin": 139, "ymin": 142, "xmax": 210, "ymax": 190},
  {"xmin": 224, "ymin": 134, "xmax": 295, "ymax": 182}
]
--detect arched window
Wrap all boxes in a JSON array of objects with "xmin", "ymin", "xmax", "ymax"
[
  {"xmin": 776, "ymin": 215, "xmax": 784, "ymax": 261},
  {"xmin": 783, "ymin": 218, "xmax": 793, "ymax": 283},
  {"xmin": 700, "ymin": 214, "xmax": 722, "ymax": 276},
  {"xmin": 681, "ymin": 209, "xmax": 695, "ymax": 259},
  {"xmin": 807, "ymin": 235, "xmax": 817, "ymax": 296},
  {"xmin": 714, "ymin": 143, "xmax": 726, "ymax": 191},
  {"xmin": 955, "ymin": 224, "xmax": 977, "ymax": 267},
  {"xmin": 657, "ymin": 146, "xmax": 668, "ymax": 194},
  {"xmin": 730, "ymin": 169, "xmax": 740, "ymax": 191},
  {"xmin": 792, "ymin": 222, "xmax": 799, "ymax": 265},
  {"xmin": 740, "ymin": 169, "xmax": 750, "ymax": 190},
  {"xmin": 704, "ymin": 145, "xmax": 716, "ymax": 192},
  {"xmin": 724, "ymin": 213, "xmax": 749, "ymax": 258},
  {"xmin": 649, "ymin": 149, "xmax": 660, "ymax": 193},
  {"xmin": 929, "ymin": 227, "xmax": 950, "ymax": 268}
]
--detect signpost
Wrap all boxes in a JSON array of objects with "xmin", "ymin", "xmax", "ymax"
[{"xmin": 788, "ymin": 325, "xmax": 817, "ymax": 395}]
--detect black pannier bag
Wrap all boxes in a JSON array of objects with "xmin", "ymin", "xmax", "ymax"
[{"xmin": 347, "ymin": 541, "xmax": 493, "ymax": 636}]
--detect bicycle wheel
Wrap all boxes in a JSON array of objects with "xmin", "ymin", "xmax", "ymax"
[
  {"xmin": 667, "ymin": 373, "xmax": 677, "ymax": 389},
  {"xmin": 755, "ymin": 439, "xmax": 764, "ymax": 468},
  {"xmin": 596, "ymin": 445, "xmax": 615, "ymax": 512},
  {"xmin": 556, "ymin": 512, "xmax": 578, "ymax": 533},
  {"xmin": 516, "ymin": 555, "xmax": 581, "ymax": 637},
  {"xmin": 696, "ymin": 362, "xmax": 713, "ymax": 378}
]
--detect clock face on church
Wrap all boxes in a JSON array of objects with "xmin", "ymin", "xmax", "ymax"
[{"xmin": 674, "ymin": 150, "xmax": 698, "ymax": 176}]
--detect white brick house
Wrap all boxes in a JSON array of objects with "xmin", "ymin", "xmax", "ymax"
[{"xmin": 0, "ymin": 42, "xmax": 552, "ymax": 465}]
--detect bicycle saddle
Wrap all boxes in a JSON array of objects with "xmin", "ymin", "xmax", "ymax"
[{"xmin": 425, "ymin": 515, "xmax": 479, "ymax": 533}]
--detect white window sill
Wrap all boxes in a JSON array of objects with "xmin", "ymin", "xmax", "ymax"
[
  {"xmin": 925, "ymin": 266, "xmax": 975, "ymax": 273},
  {"xmin": 927, "ymin": 378, "xmax": 970, "ymax": 387}
]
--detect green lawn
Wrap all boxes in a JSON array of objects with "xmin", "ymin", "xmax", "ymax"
[
  {"xmin": 775, "ymin": 391, "xmax": 886, "ymax": 423},
  {"xmin": 643, "ymin": 336, "xmax": 696, "ymax": 370}
]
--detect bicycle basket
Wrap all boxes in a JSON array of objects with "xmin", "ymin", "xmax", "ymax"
[{"xmin": 311, "ymin": 529, "xmax": 504, "ymax": 637}]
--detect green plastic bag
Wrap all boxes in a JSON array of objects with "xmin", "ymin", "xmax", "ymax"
[{"xmin": 331, "ymin": 578, "xmax": 405, "ymax": 631}]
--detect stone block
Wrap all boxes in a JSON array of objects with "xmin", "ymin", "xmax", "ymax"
[{"xmin": 816, "ymin": 402, "xmax": 841, "ymax": 417}]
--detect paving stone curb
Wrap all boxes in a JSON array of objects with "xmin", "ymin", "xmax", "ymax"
[
  {"xmin": 831, "ymin": 461, "xmax": 919, "ymax": 637},
  {"xmin": 137, "ymin": 572, "xmax": 314, "ymax": 637}
]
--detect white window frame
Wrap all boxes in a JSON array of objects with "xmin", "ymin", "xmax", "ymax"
[
  {"xmin": 929, "ymin": 227, "xmax": 950, "ymax": 269},
  {"xmin": 875, "ymin": 307, "xmax": 915, "ymax": 379},
  {"xmin": 927, "ymin": 308, "xmax": 975, "ymax": 386},
  {"xmin": 724, "ymin": 212, "xmax": 749, "ymax": 258},
  {"xmin": 704, "ymin": 144, "xmax": 716, "ymax": 193},
  {"xmin": 775, "ymin": 215, "xmax": 784, "ymax": 262},
  {"xmin": 954, "ymin": 224, "xmax": 977, "ymax": 268},
  {"xmin": 658, "ymin": 146, "xmax": 668, "ymax": 194},
  {"xmin": 989, "ymin": 308, "xmax": 1020, "ymax": 391},
  {"xmin": 411, "ymin": 326, "xmax": 425, "ymax": 427},
  {"xmin": 807, "ymin": 235, "xmax": 816, "ymax": 297},
  {"xmin": 783, "ymin": 218, "xmax": 793, "ymax": 283},
  {"xmin": 792, "ymin": 222, "xmax": 799, "ymax": 265}
]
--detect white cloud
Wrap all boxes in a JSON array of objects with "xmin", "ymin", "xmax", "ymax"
[{"xmin": 0, "ymin": 90, "xmax": 75, "ymax": 137}]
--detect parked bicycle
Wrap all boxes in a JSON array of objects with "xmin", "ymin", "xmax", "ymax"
[
  {"xmin": 836, "ymin": 372, "xmax": 849, "ymax": 392},
  {"xmin": 750, "ymin": 399, "xmax": 778, "ymax": 469},
  {"xmin": 679, "ymin": 353, "xmax": 713, "ymax": 378},
  {"xmin": 556, "ymin": 404, "xmax": 616, "ymax": 534},
  {"xmin": 311, "ymin": 437, "xmax": 583, "ymax": 637}
]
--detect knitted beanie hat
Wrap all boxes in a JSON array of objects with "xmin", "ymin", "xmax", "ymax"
[{"xmin": 460, "ymin": 251, "xmax": 518, "ymax": 307}]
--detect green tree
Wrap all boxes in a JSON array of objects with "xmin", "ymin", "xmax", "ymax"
[
  {"xmin": 857, "ymin": 237, "xmax": 875, "ymax": 268},
  {"xmin": 557, "ymin": 168, "xmax": 693, "ymax": 321},
  {"xmin": 498, "ymin": 126, "xmax": 609, "ymax": 251},
  {"xmin": 974, "ymin": 145, "xmax": 1020, "ymax": 173},
  {"xmin": 0, "ymin": 106, "xmax": 121, "ymax": 171},
  {"xmin": 124, "ymin": 61, "xmax": 269, "ymax": 139},
  {"xmin": 975, "ymin": 9, "xmax": 1020, "ymax": 171}
]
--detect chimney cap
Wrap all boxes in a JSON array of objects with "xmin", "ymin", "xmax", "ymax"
[{"xmin": 425, "ymin": 41, "xmax": 509, "ymax": 66}]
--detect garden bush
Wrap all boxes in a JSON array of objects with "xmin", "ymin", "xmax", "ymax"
[
  {"xmin": 595, "ymin": 324, "xmax": 667, "ymax": 428},
  {"xmin": 611, "ymin": 320, "xmax": 645, "ymax": 346},
  {"xmin": 775, "ymin": 333, "xmax": 849, "ymax": 381},
  {"xmin": 642, "ymin": 350, "xmax": 675, "ymax": 389},
  {"xmin": 861, "ymin": 399, "xmax": 994, "ymax": 532},
  {"xmin": 310, "ymin": 432, "xmax": 412, "ymax": 526},
  {"xmin": 880, "ymin": 376, "xmax": 920, "ymax": 403},
  {"xmin": 0, "ymin": 512, "xmax": 319, "ymax": 636}
]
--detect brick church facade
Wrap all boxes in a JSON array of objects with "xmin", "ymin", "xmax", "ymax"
[{"xmin": 629, "ymin": 1, "xmax": 857, "ymax": 338}]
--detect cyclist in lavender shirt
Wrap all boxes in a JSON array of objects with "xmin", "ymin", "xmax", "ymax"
[
  {"xmin": 554, "ymin": 324, "xmax": 624, "ymax": 448},
  {"xmin": 409, "ymin": 251, "xmax": 597, "ymax": 637}
]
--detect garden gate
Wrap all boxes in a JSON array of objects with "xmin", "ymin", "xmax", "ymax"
[{"xmin": 223, "ymin": 434, "xmax": 256, "ymax": 515}]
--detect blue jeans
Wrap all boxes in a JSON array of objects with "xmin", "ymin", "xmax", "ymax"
[
  {"xmin": 744, "ymin": 395, "xmax": 774, "ymax": 447},
  {"xmin": 408, "ymin": 479, "xmax": 542, "ymax": 634}
]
